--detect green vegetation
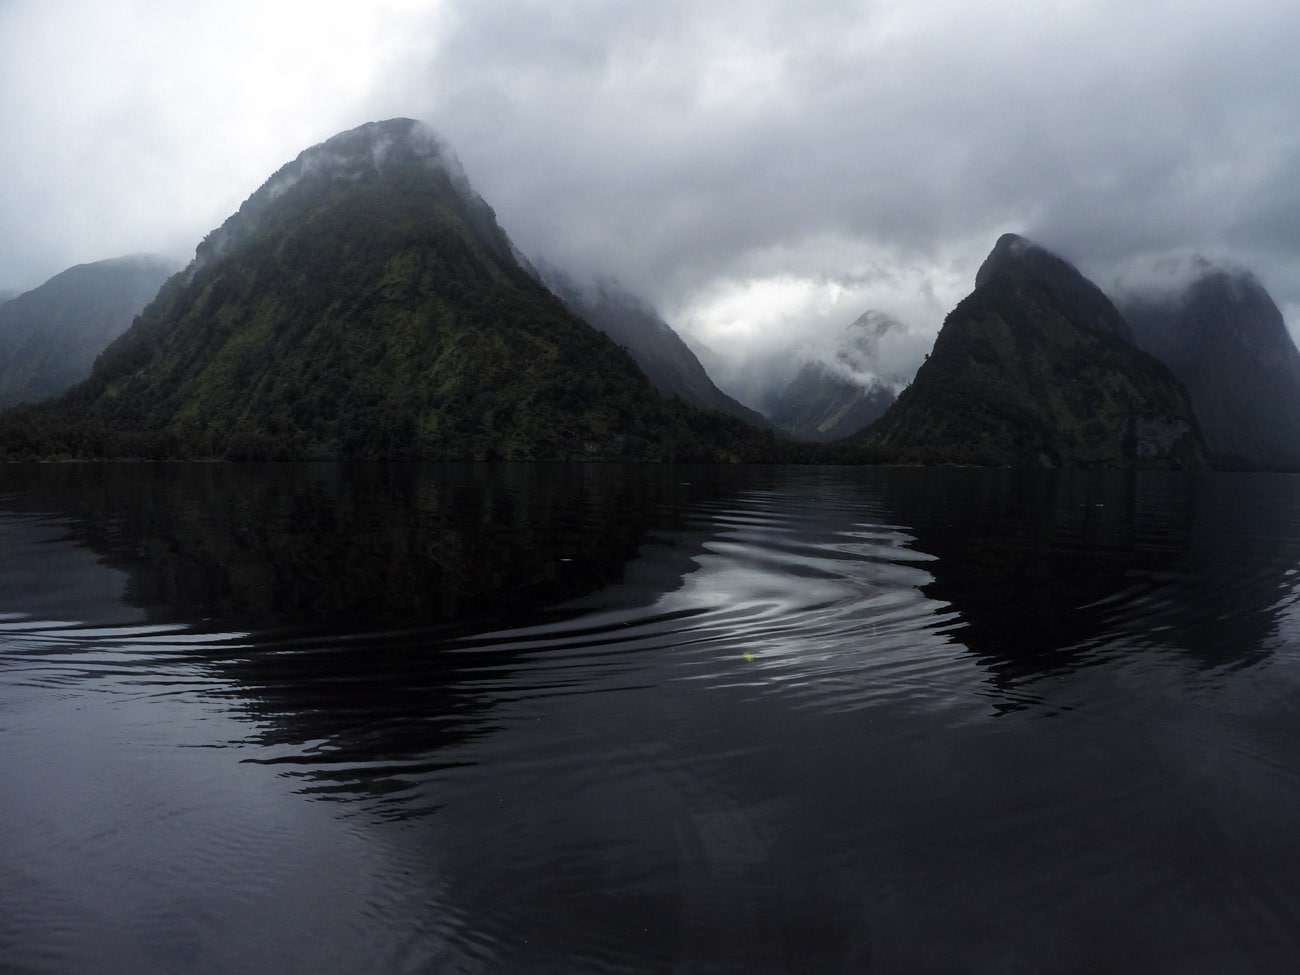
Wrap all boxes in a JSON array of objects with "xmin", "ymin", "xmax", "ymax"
[
  {"xmin": 861, "ymin": 235, "xmax": 1207, "ymax": 469},
  {"xmin": 1, "ymin": 121, "xmax": 776, "ymax": 463},
  {"xmin": 0, "ymin": 133, "xmax": 1218, "ymax": 471}
]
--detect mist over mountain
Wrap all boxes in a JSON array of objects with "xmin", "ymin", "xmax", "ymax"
[
  {"xmin": 770, "ymin": 367, "xmax": 893, "ymax": 442},
  {"xmin": 7, "ymin": 119, "xmax": 1293, "ymax": 470},
  {"xmin": 538, "ymin": 269, "xmax": 769, "ymax": 428},
  {"xmin": 0, "ymin": 256, "xmax": 175, "ymax": 408},
  {"xmin": 864, "ymin": 234, "xmax": 1206, "ymax": 468},
  {"xmin": 1115, "ymin": 259, "xmax": 1300, "ymax": 470},
  {"xmin": 11, "ymin": 119, "xmax": 772, "ymax": 462},
  {"xmin": 769, "ymin": 311, "xmax": 901, "ymax": 440}
]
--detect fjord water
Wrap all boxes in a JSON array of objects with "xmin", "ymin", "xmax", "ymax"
[{"xmin": 4, "ymin": 464, "xmax": 1300, "ymax": 973}]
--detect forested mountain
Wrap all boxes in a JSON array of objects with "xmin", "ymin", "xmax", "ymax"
[
  {"xmin": 863, "ymin": 234, "xmax": 1207, "ymax": 468},
  {"xmin": 7, "ymin": 119, "xmax": 773, "ymax": 461},
  {"xmin": 770, "ymin": 366, "xmax": 893, "ymax": 441},
  {"xmin": 1116, "ymin": 262, "xmax": 1300, "ymax": 470},
  {"xmin": 541, "ymin": 271, "xmax": 769, "ymax": 428},
  {"xmin": 769, "ymin": 311, "xmax": 899, "ymax": 441},
  {"xmin": 0, "ymin": 256, "xmax": 174, "ymax": 407}
]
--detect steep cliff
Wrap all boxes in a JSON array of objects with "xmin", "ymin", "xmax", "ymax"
[{"xmin": 863, "ymin": 234, "xmax": 1206, "ymax": 468}]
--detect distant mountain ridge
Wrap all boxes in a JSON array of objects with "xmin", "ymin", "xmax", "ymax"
[
  {"xmin": 0, "ymin": 255, "xmax": 175, "ymax": 407},
  {"xmin": 10, "ymin": 122, "xmax": 1298, "ymax": 470},
  {"xmin": 15, "ymin": 119, "xmax": 772, "ymax": 461},
  {"xmin": 1116, "ymin": 260, "xmax": 1300, "ymax": 470},
  {"xmin": 863, "ymin": 234, "xmax": 1206, "ymax": 468},
  {"xmin": 540, "ymin": 270, "xmax": 769, "ymax": 428},
  {"xmin": 769, "ymin": 311, "xmax": 899, "ymax": 441}
]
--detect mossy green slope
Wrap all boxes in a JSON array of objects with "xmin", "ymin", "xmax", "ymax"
[
  {"xmin": 34, "ymin": 119, "xmax": 770, "ymax": 461},
  {"xmin": 863, "ymin": 234, "xmax": 1207, "ymax": 468}
]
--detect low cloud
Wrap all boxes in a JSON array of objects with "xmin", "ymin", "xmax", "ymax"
[{"xmin": 7, "ymin": 0, "xmax": 1300, "ymax": 365}]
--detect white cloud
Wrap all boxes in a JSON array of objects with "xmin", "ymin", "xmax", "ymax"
[
  {"xmin": 5, "ymin": 0, "xmax": 1300, "ymax": 382},
  {"xmin": 0, "ymin": 0, "xmax": 440, "ymax": 288}
]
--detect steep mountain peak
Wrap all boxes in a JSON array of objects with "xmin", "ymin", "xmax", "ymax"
[
  {"xmin": 834, "ymin": 311, "xmax": 903, "ymax": 382},
  {"xmin": 1115, "ymin": 257, "xmax": 1300, "ymax": 469},
  {"xmin": 974, "ymin": 233, "xmax": 1132, "ymax": 342},
  {"xmin": 973, "ymin": 232, "xmax": 1039, "ymax": 288},
  {"xmin": 191, "ymin": 118, "xmax": 481, "ymax": 272},
  {"xmin": 1185, "ymin": 261, "xmax": 1271, "ymax": 310},
  {"xmin": 29, "ymin": 120, "xmax": 772, "ymax": 462},
  {"xmin": 262, "ymin": 118, "xmax": 468, "ymax": 199},
  {"xmin": 1117, "ymin": 256, "xmax": 1284, "ymax": 354},
  {"xmin": 768, "ymin": 310, "xmax": 904, "ymax": 442},
  {"xmin": 843, "ymin": 309, "xmax": 898, "ymax": 343},
  {"xmin": 861, "ymin": 234, "xmax": 1204, "ymax": 468},
  {"xmin": 1114, "ymin": 254, "xmax": 1262, "ymax": 310}
]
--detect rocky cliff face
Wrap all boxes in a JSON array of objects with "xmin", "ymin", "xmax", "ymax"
[
  {"xmin": 1117, "ymin": 261, "xmax": 1300, "ymax": 470},
  {"xmin": 862, "ymin": 234, "xmax": 1206, "ymax": 468}
]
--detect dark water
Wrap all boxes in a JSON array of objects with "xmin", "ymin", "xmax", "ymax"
[{"xmin": 4, "ymin": 463, "xmax": 1300, "ymax": 973}]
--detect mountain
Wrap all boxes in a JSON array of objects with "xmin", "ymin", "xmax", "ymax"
[
  {"xmin": 862, "ymin": 234, "xmax": 1207, "ymax": 468},
  {"xmin": 540, "ymin": 271, "xmax": 769, "ymax": 427},
  {"xmin": 0, "ymin": 256, "xmax": 174, "ymax": 407},
  {"xmin": 771, "ymin": 366, "xmax": 894, "ymax": 441},
  {"xmin": 769, "ymin": 311, "xmax": 899, "ymax": 441},
  {"xmin": 1115, "ymin": 260, "xmax": 1300, "ymax": 470},
  {"xmin": 16, "ymin": 119, "xmax": 772, "ymax": 462}
]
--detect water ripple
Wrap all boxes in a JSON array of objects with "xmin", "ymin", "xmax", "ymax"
[
  {"xmin": 10, "ymin": 466, "xmax": 1300, "ymax": 972},
  {"xmin": 429, "ymin": 504, "xmax": 973, "ymax": 724}
]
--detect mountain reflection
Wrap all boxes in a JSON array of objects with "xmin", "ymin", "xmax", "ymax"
[
  {"xmin": 6, "ymin": 462, "xmax": 1300, "ymax": 813},
  {"xmin": 0, "ymin": 461, "xmax": 759, "ymax": 809},
  {"xmin": 874, "ymin": 468, "xmax": 1300, "ymax": 696},
  {"xmin": 10, "ymin": 465, "xmax": 1300, "ymax": 972},
  {"xmin": 1, "ymin": 462, "xmax": 755, "ymax": 629}
]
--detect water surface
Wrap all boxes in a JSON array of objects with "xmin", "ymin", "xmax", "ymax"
[{"xmin": 4, "ymin": 463, "xmax": 1300, "ymax": 972}]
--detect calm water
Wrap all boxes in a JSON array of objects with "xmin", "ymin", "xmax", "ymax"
[{"xmin": 4, "ymin": 462, "xmax": 1300, "ymax": 973}]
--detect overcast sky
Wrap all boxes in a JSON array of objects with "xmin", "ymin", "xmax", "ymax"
[{"xmin": 5, "ymin": 0, "xmax": 1300, "ymax": 389}]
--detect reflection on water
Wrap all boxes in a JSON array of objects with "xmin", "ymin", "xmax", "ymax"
[{"xmin": 4, "ymin": 463, "xmax": 1300, "ymax": 972}]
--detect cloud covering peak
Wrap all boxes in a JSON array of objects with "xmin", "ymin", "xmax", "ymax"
[{"xmin": 6, "ymin": 0, "xmax": 1300, "ymax": 367}]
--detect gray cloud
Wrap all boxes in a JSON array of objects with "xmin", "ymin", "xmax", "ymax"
[{"xmin": 7, "ymin": 0, "xmax": 1300, "ymax": 382}]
